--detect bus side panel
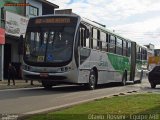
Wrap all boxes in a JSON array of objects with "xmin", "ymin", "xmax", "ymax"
[
  {"xmin": 91, "ymin": 50, "xmax": 115, "ymax": 84},
  {"xmin": 107, "ymin": 53, "xmax": 131, "ymax": 83},
  {"xmin": 78, "ymin": 49, "xmax": 131, "ymax": 84},
  {"xmin": 78, "ymin": 48, "xmax": 91, "ymax": 83},
  {"xmin": 96, "ymin": 51, "xmax": 114, "ymax": 84},
  {"xmin": 78, "ymin": 69, "xmax": 90, "ymax": 83},
  {"xmin": 78, "ymin": 49, "xmax": 112, "ymax": 84}
]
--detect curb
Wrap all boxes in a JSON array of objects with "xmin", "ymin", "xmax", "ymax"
[{"xmin": 0, "ymin": 80, "xmax": 41, "ymax": 90}]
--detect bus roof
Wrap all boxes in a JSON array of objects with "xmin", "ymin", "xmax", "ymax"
[
  {"xmin": 29, "ymin": 13, "xmax": 80, "ymax": 19},
  {"xmin": 136, "ymin": 43, "xmax": 148, "ymax": 49},
  {"xmin": 81, "ymin": 17, "xmax": 135, "ymax": 43},
  {"xmin": 29, "ymin": 14, "xmax": 146, "ymax": 46}
]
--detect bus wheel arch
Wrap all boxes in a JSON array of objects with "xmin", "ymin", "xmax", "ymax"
[
  {"xmin": 93, "ymin": 67, "xmax": 98, "ymax": 82},
  {"xmin": 88, "ymin": 67, "xmax": 98, "ymax": 90}
]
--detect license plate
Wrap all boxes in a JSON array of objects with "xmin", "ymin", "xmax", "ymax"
[{"xmin": 40, "ymin": 73, "xmax": 48, "ymax": 77}]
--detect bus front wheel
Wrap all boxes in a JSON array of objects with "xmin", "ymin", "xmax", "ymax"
[
  {"xmin": 88, "ymin": 70, "xmax": 97, "ymax": 90},
  {"xmin": 42, "ymin": 81, "xmax": 52, "ymax": 89}
]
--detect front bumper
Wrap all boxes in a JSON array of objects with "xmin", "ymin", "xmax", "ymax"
[{"xmin": 22, "ymin": 69, "xmax": 78, "ymax": 83}]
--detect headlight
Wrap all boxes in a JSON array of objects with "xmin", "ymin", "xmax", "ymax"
[
  {"xmin": 57, "ymin": 67, "xmax": 71, "ymax": 72},
  {"xmin": 23, "ymin": 65, "xmax": 30, "ymax": 71}
]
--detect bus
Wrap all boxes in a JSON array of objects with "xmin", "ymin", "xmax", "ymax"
[
  {"xmin": 21, "ymin": 13, "xmax": 148, "ymax": 89},
  {"xmin": 135, "ymin": 44, "xmax": 148, "ymax": 81}
]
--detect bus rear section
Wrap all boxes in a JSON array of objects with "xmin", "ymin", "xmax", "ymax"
[{"xmin": 135, "ymin": 45, "xmax": 148, "ymax": 82}]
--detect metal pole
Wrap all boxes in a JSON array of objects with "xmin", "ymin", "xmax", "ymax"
[{"xmin": 0, "ymin": 45, "xmax": 4, "ymax": 81}]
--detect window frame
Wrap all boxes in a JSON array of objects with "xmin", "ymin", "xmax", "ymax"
[
  {"xmin": 29, "ymin": 6, "xmax": 39, "ymax": 16},
  {"xmin": 109, "ymin": 35, "xmax": 116, "ymax": 53},
  {"xmin": 92, "ymin": 28, "xmax": 98, "ymax": 49},
  {"xmin": 100, "ymin": 31, "xmax": 107, "ymax": 52},
  {"xmin": 79, "ymin": 23, "xmax": 90, "ymax": 48},
  {"xmin": 116, "ymin": 37, "xmax": 123, "ymax": 55}
]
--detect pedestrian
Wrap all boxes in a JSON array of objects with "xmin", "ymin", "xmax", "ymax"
[{"xmin": 8, "ymin": 63, "xmax": 16, "ymax": 86}]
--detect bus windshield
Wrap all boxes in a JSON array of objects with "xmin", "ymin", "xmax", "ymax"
[{"xmin": 24, "ymin": 17, "xmax": 77, "ymax": 66}]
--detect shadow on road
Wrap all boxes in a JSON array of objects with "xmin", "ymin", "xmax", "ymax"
[
  {"xmin": 47, "ymin": 82, "xmax": 127, "ymax": 91},
  {"xmin": 0, "ymin": 82, "xmax": 126, "ymax": 100},
  {"xmin": 1, "ymin": 79, "xmax": 155, "ymax": 101}
]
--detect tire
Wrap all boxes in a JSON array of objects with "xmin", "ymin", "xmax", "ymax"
[
  {"xmin": 42, "ymin": 81, "xmax": 52, "ymax": 89},
  {"xmin": 151, "ymin": 83, "xmax": 156, "ymax": 88},
  {"xmin": 88, "ymin": 70, "xmax": 97, "ymax": 90},
  {"xmin": 139, "ymin": 70, "xmax": 143, "ymax": 83},
  {"xmin": 121, "ymin": 71, "xmax": 127, "ymax": 86}
]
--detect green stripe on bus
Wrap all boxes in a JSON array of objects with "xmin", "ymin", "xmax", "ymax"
[{"xmin": 107, "ymin": 53, "xmax": 130, "ymax": 74}]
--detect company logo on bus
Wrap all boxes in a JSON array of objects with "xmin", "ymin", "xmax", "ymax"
[{"xmin": 35, "ymin": 18, "xmax": 71, "ymax": 24}]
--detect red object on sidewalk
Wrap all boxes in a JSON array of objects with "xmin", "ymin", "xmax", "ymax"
[{"xmin": 0, "ymin": 28, "xmax": 5, "ymax": 44}]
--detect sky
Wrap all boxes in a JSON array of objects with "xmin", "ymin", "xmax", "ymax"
[{"xmin": 49, "ymin": 0, "xmax": 160, "ymax": 49}]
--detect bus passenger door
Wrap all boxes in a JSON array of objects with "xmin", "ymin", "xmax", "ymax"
[
  {"xmin": 77, "ymin": 23, "xmax": 91, "ymax": 83},
  {"xmin": 79, "ymin": 24, "xmax": 91, "ymax": 66}
]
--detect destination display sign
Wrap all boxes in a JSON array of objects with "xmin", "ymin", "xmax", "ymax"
[{"xmin": 35, "ymin": 18, "xmax": 71, "ymax": 24}]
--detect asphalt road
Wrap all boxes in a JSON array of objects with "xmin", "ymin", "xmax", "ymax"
[{"xmin": 0, "ymin": 78, "xmax": 159, "ymax": 115}]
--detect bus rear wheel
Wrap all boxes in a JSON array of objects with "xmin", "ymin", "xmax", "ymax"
[
  {"xmin": 139, "ymin": 70, "xmax": 143, "ymax": 83},
  {"xmin": 121, "ymin": 71, "xmax": 127, "ymax": 86},
  {"xmin": 88, "ymin": 70, "xmax": 97, "ymax": 90},
  {"xmin": 151, "ymin": 82, "xmax": 156, "ymax": 88}
]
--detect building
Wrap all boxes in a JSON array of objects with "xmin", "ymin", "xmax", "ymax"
[
  {"xmin": 0, "ymin": 0, "xmax": 59, "ymax": 80},
  {"xmin": 144, "ymin": 43, "xmax": 155, "ymax": 57},
  {"xmin": 154, "ymin": 49, "xmax": 160, "ymax": 56}
]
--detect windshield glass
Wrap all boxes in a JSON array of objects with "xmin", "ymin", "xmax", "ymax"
[{"xmin": 24, "ymin": 17, "xmax": 77, "ymax": 66}]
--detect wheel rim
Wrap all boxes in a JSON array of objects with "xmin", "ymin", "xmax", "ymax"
[{"xmin": 89, "ymin": 74, "xmax": 96, "ymax": 89}]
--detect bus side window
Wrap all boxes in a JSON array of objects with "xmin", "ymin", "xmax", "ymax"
[
  {"xmin": 139, "ymin": 47, "xmax": 142, "ymax": 60},
  {"xmin": 142, "ymin": 48, "xmax": 147, "ymax": 60},
  {"xmin": 106, "ymin": 33, "xmax": 109, "ymax": 52},
  {"xmin": 109, "ymin": 35, "xmax": 116, "ymax": 53},
  {"xmin": 127, "ymin": 42, "xmax": 131, "ymax": 57},
  {"xmin": 145, "ymin": 50, "xmax": 147, "ymax": 60},
  {"xmin": 123, "ymin": 40, "xmax": 127, "ymax": 56},
  {"xmin": 101, "ymin": 31, "xmax": 107, "ymax": 51},
  {"xmin": 85, "ymin": 28, "xmax": 90, "ymax": 48},
  {"xmin": 80, "ymin": 28, "xmax": 84, "ymax": 47},
  {"xmin": 80, "ymin": 23, "xmax": 90, "ymax": 48},
  {"xmin": 141, "ymin": 48, "xmax": 144, "ymax": 60},
  {"xmin": 92, "ymin": 28, "xmax": 98, "ymax": 49},
  {"xmin": 116, "ymin": 38, "xmax": 122, "ymax": 55},
  {"xmin": 97, "ymin": 30, "xmax": 102, "ymax": 50}
]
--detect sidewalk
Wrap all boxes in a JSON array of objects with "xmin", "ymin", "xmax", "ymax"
[{"xmin": 0, "ymin": 79, "xmax": 42, "ymax": 90}]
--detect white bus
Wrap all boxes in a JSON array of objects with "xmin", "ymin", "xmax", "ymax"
[{"xmin": 21, "ymin": 14, "xmax": 147, "ymax": 89}]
